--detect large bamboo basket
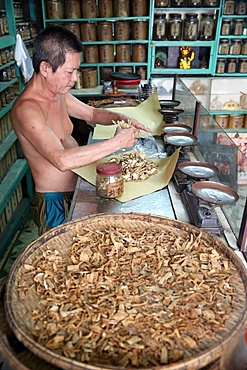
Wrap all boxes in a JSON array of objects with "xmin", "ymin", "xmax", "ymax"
[{"xmin": 4, "ymin": 213, "xmax": 247, "ymax": 370}]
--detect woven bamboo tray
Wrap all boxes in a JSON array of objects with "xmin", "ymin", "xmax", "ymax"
[{"xmin": 4, "ymin": 213, "xmax": 247, "ymax": 370}]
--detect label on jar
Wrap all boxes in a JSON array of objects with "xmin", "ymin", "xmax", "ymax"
[
  {"xmin": 230, "ymin": 41, "xmax": 241, "ymax": 55},
  {"xmin": 221, "ymin": 22, "xmax": 231, "ymax": 35},
  {"xmin": 170, "ymin": 22, "xmax": 181, "ymax": 37},
  {"xmin": 239, "ymin": 60, "xmax": 247, "ymax": 73},
  {"xmin": 233, "ymin": 21, "xmax": 243, "ymax": 36},
  {"xmin": 228, "ymin": 60, "xmax": 237, "ymax": 73},
  {"xmin": 203, "ymin": 23, "xmax": 213, "ymax": 38},
  {"xmin": 217, "ymin": 59, "xmax": 225, "ymax": 73},
  {"xmin": 224, "ymin": 1, "xmax": 235, "ymax": 14}
]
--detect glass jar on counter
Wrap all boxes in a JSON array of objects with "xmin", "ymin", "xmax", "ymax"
[
  {"xmin": 216, "ymin": 58, "xmax": 226, "ymax": 73},
  {"xmin": 223, "ymin": 0, "xmax": 235, "ymax": 15},
  {"xmin": 232, "ymin": 19, "xmax": 244, "ymax": 36},
  {"xmin": 229, "ymin": 39, "xmax": 241, "ymax": 55},
  {"xmin": 241, "ymin": 39, "xmax": 247, "ymax": 55},
  {"xmin": 227, "ymin": 58, "xmax": 237, "ymax": 73},
  {"xmin": 239, "ymin": 58, "xmax": 247, "ymax": 73},
  {"xmin": 96, "ymin": 162, "xmax": 124, "ymax": 199},
  {"xmin": 153, "ymin": 14, "xmax": 167, "ymax": 40},
  {"xmin": 218, "ymin": 39, "xmax": 229, "ymax": 54},
  {"xmin": 155, "ymin": 0, "xmax": 169, "ymax": 6},
  {"xmin": 199, "ymin": 13, "xmax": 215, "ymax": 40},
  {"xmin": 171, "ymin": 0, "xmax": 187, "ymax": 6},
  {"xmin": 221, "ymin": 19, "xmax": 231, "ymax": 35},
  {"xmin": 168, "ymin": 13, "xmax": 182, "ymax": 40},
  {"xmin": 183, "ymin": 13, "xmax": 198, "ymax": 40}
]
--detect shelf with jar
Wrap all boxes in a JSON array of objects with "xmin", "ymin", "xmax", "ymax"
[
  {"xmin": 0, "ymin": 0, "xmax": 36, "ymax": 257},
  {"xmin": 215, "ymin": 2, "xmax": 247, "ymax": 76},
  {"xmin": 150, "ymin": 0, "xmax": 221, "ymax": 75},
  {"xmin": 41, "ymin": 0, "xmax": 151, "ymax": 86}
]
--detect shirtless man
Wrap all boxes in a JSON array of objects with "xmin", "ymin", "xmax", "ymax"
[{"xmin": 11, "ymin": 25, "xmax": 150, "ymax": 235}]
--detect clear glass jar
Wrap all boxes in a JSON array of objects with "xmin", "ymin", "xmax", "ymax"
[
  {"xmin": 221, "ymin": 19, "xmax": 231, "ymax": 35},
  {"xmin": 153, "ymin": 14, "xmax": 167, "ymax": 40},
  {"xmin": 227, "ymin": 58, "xmax": 237, "ymax": 73},
  {"xmin": 236, "ymin": 1, "xmax": 247, "ymax": 15},
  {"xmin": 171, "ymin": 0, "xmax": 187, "ymax": 6},
  {"xmin": 155, "ymin": 0, "xmax": 169, "ymax": 5},
  {"xmin": 223, "ymin": 0, "xmax": 235, "ymax": 15},
  {"xmin": 239, "ymin": 58, "xmax": 247, "ymax": 73},
  {"xmin": 183, "ymin": 13, "xmax": 198, "ymax": 41},
  {"xmin": 241, "ymin": 40, "xmax": 247, "ymax": 55},
  {"xmin": 199, "ymin": 13, "xmax": 215, "ymax": 40},
  {"xmin": 232, "ymin": 19, "xmax": 244, "ymax": 36},
  {"xmin": 203, "ymin": 0, "xmax": 219, "ymax": 6},
  {"xmin": 187, "ymin": 0, "xmax": 202, "ymax": 6},
  {"xmin": 168, "ymin": 13, "xmax": 182, "ymax": 40},
  {"xmin": 216, "ymin": 58, "xmax": 226, "ymax": 73},
  {"xmin": 96, "ymin": 162, "xmax": 124, "ymax": 198},
  {"xmin": 230, "ymin": 39, "xmax": 241, "ymax": 55},
  {"xmin": 218, "ymin": 39, "xmax": 229, "ymax": 54}
]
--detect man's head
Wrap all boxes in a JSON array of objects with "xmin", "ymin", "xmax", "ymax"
[{"xmin": 32, "ymin": 25, "xmax": 83, "ymax": 73}]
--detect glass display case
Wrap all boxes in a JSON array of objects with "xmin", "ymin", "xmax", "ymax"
[{"xmin": 151, "ymin": 75, "xmax": 246, "ymax": 246}]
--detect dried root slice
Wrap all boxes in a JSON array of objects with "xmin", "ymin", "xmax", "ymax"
[
  {"xmin": 109, "ymin": 152, "xmax": 158, "ymax": 181},
  {"xmin": 17, "ymin": 223, "xmax": 240, "ymax": 368},
  {"xmin": 112, "ymin": 119, "xmax": 133, "ymax": 129}
]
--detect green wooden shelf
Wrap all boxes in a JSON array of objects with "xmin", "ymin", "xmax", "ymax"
[{"xmin": 0, "ymin": 131, "xmax": 17, "ymax": 160}]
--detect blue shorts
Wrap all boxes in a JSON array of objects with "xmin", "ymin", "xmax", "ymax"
[{"xmin": 31, "ymin": 191, "xmax": 74, "ymax": 235}]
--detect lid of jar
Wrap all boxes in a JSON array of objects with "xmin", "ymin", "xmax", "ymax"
[
  {"xmin": 185, "ymin": 13, "xmax": 198, "ymax": 17},
  {"xmin": 233, "ymin": 18, "xmax": 244, "ymax": 21},
  {"xmin": 231, "ymin": 39, "xmax": 242, "ymax": 42},
  {"xmin": 201, "ymin": 13, "xmax": 214, "ymax": 17},
  {"xmin": 96, "ymin": 162, "xmax": 122, "ymax": 175},
  {"xmin": 169, "ymin": 13, "xmax": 182, "ymax": 18},
  {"xmin": 220, "ymin": 39, "xmax": 229, "ymax": 42}
]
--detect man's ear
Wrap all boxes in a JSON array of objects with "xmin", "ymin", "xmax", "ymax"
[{"xmin": 39, "ymin": 61, "xmax": 51, "ymax": 77}]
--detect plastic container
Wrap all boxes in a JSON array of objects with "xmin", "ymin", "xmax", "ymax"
[
  {"xmin": 96, "ymin": 162, "xmax": 123, "ymax": 198},
  {"xmin": 114, "ymin": 21, "xmax": 129, "ymax": 40},
  {"xmin": 64, "ymin": 0, "xmax": 81, "ymax": 18},
  {"xmin": 46, "ymin": 0, "xmax": 63, "ymax": 19},
  {"xmin": 229, "ymin": 114, "xmax": 244, "ymax": 128},
  {"xmin": 80, "ymin": 22, "xmax": 96, "ymax": 41},
  {"xmin": 98, "ymin": 21, "xmax": 113, "ymax": 41},
  {"xmin": 98, "ymin": 0, "xmax": 113, "ymax": 17},
  {"xmin": 215, "ymin": 114, "xmax": 229, "ymax": 128}
]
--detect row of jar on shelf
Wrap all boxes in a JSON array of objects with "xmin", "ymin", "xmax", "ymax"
[
  {"xmin": 156, "ymin": 0, "xmax": 246, "ymax": 15},
  {"xmin": 216, "ymin": 57, "xmax": 247, "ymax": 74},
  {"xmin": 83, "ymin": 43, "xmax": 148, "ymax": 64},
  {"xmin": 60, "ymin": 20, "xmax": 148, "ymax": 42},
  {"xmin": 218, "ymin": 39, "xmax": 247, "ymax": 55},
  {"xmin": 74, "ymin": 65, "xmax": 147, "ymax": 89},
  {"xmin": 214, "ymin": 113, "xmax": 247, "ymax": 129},
  {"xmin": 153, "ymin": 12, "xmax": 216, "ymax": 40},
  {"xmin": 0, "ymin": 83, "xmax": 18, "ymax": 111},
  {"xmin": 46, "ymin": 0, "xmax": 148, "ymax": 19},
  {"xmin": 0, "ymin": 44, "xmax": 33, "ymax": 68},
  {"xmin": 0, "ymin": 10, "xmax": 8, "ymax": 36}
]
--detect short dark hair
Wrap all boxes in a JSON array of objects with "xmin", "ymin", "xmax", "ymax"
[{"xmin": 32, "ymin": 25, "xmax": 83, "ymax": 73}]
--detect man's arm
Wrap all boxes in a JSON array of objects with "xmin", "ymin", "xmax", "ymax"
[{"xmin": 65, "ymin": 93, "xmax": 152, "ymax": 132}]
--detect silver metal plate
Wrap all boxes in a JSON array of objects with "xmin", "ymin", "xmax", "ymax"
[
  {"xmin": 178, "ymin": 162, "xmax": 218, "ymax": 179},
  {"xmin": 192, "ymin": 181, "xmax": 239, "ymax": 205}
]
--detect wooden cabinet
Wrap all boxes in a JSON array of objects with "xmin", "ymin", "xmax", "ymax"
[{"xmin": 0, "ymin": 0, "xmax": 35, "ymax": 257}]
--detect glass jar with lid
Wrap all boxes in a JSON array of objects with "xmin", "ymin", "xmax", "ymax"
[
  {"xmin": 221, "ymin": 19, "xmax": 231, "ymax": 35},
  {"xmin": 236, "ymin": 1, "xmax": 246, "ymax": 15},
  {"xmin": 183, "ymin": 13, "xmax": 199, "ymax": 41},
  {"xmin": 232, "ymin": 19, "xmax": 244, "ymax": 36},
  {"xmin": 153, "ymin": 14, "xmax": 167, "ymax": 40},
  {"xmin": 171, "ymin": 0, "xmax": 187, "ymax": 7},
  {"xmin": 223, "ymin": 0, "xmax": 235, "ymax": 15},
  {"xmin": 155, "ymin": 0, "xmax": 169, "ymax": 6},
  {"xmin": 241, "ymin": 40, "xmax": 247, "ymax": 55},
  {"xmin": 227, "ymin": 58, "xmax": 237, "ymax": 73},
  {"xmin": 96, "ymin": 162, "xmax": 124, "ymax": 199},
  {"xmin": 199, "ymin": 13, "xmax": 215, "ymax": 40},
  {"xmin": 239, "ymin": 58, "xmax": 247, "ymax": 73},
  {"xmin": 187, "ymin": 0, "xmax": 202, "ymax": 5},
  {"xmin": 203, "ymin": 0, "xmax": 219, "ymax": 6},
  {"xmin": 216, "ymin": 58, "xmax": 226, "ymax": 73},
  {"xmin": 218, "ymin": 39, "xmax": 229, "ymax": 54},
  {"xmin": 168, "ymin": 13, "xmax": 182, "ymax": 40},
  {"xmin": 229, "ymin": 39, "xmax": 241, "ymax": 55}
]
